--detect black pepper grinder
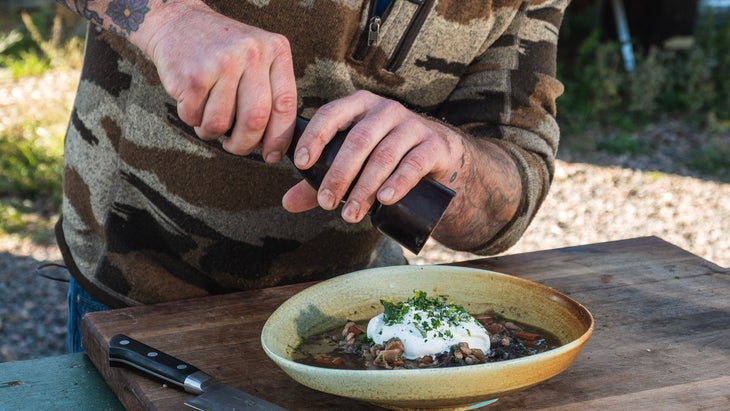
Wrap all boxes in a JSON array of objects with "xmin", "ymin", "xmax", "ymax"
[{"xmin": 287, "ymin": 117, "xmax": 456, "ymax": 254}]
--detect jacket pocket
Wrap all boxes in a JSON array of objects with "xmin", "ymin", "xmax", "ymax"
[
  {"xmin": 351, "ymin": 0, "xmax": 436, "ymax": 73},
  {"xmin": 352, "ymin": 0, "xmax": 435, "ymax": 72}
]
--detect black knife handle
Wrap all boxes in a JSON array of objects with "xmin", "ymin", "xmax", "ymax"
[{"xmin": 109, "ymin": 334, "xmax": 204, "ymax": 392}]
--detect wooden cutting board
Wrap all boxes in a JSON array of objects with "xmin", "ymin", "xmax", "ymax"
[
  {"xmin": 82, "ymin": 236, "xmax": 730, "ymax": 410},
  {"xmin": 81, "ymin": 282, "xmax": 372, "ymax": 410}
]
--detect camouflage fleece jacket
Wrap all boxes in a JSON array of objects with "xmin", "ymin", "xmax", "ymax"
[{"xmin": 57, "ymin": 0, "xmax": 569, "ymax": 308}]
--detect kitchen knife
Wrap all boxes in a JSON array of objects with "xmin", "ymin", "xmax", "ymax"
[{"xmin": 108, "ymin": 334, "xmax": 287, "ymax": 411}]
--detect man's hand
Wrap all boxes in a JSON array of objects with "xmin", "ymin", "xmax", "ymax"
[
  {"xmin": 282, "ymin": 90, "xmax": 464, "ymax": 223},
  {"xmin": 131, "ymin": 0, "xmax": 298, "ymax": 163},
  {"xmin": 282, "ymin": 90, "xmax": 523, "ymax": 252}
]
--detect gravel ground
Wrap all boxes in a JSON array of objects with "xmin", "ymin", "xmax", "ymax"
[{"xmin": 1, "ymin": 70, "xmax": 728, "ymax": 363}]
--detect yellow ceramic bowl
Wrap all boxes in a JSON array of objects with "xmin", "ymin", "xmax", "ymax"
[{"xmin": 261, "ymin": 265, "xmax": 593, "ymax": 410}]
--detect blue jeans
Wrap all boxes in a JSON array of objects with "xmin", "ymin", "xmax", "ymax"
[{"xmin": 66, "ymin": 278, "xmax": 110, "ymax": 353}]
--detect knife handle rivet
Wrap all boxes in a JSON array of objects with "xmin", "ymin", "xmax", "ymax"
[
  {"xmin": 176, "ymin": 364, "xmax": 188, "ymax": 370},
  {"xmin": 147, "ymin": 351, "xmax": 158, "ymax": 357},
  {"xmin": 119, "ymin": 339, "xmax": 130, "ymax": 345}
]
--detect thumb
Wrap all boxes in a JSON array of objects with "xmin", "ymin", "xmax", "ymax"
[{"xmin": 282, "ymin": 180, "xmax": 320, "ymax": 213}]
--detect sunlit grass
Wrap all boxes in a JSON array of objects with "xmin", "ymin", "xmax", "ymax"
[
  {"xmin": 0, "ymin": 120, "xmax": 65, "ymax": 239},
  {"xmin": 0, "ymin": 6, "xmax": 82, "ymax": 242},
  {"xmin": 0, "ymin": 86, "xmax": 70, "ymax": 240},
  {"xmin": 0, "ymin": 50, "xmax": 52, "ymax": 78}
]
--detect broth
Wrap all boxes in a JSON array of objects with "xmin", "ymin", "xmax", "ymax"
[{"xmin": 294, "ymin": 311, "xmax": 561, "ymax": 370}]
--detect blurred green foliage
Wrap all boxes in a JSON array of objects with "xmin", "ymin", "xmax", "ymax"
[
  {"xmin": 0, "ymin": 124, "xmax": 64, "ymax": 209},
  {"xmin": 596, "ymin": 133, "xmax": 647, "ymax": 155},
  {"xmin": 0, "ymin": 4, "xmax": 82, "ymax": 239},
  {"xmin": 558, "ymin": 7, "xmax": 730, "ymax": 133},
  {"xmin": 0, "ymin": 4, "xmax": 84, "ymax": 77},
  {"xmin": 0, "ymin": 128, "xmax": 64, "ymax": 239},
  {"xmin": 556, "ymin": 5, "xmax": 730, "ymax": 179},
  {"xmin": 558, "ymin": 8, "xmax": 730, "ymax": 131}
]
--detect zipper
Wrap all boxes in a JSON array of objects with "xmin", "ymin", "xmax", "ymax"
[
  {"xmin": 367, "ymin": 16, "xmax": 383, "ymax": 46},
  {"xmin": 351, "ymin": 0, "xmax": 435, "ymax": 73},
  {"xmin": 385, "ymin": 0, "xmax": 434, "ymax": 73},
  {"xmin": 353, "ymin": 0, "xmax": 386, "ymax": 61}
]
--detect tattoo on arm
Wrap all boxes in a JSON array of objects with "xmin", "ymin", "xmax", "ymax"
[
  {"xmin": 106, "ymin": 0, "xmax": 150, "ymax": 36},
  {"xmin": 449, "ymin": 137, "xmax": 467, "ymax": 184},
  {"xmin": 60, "ymin": 0, "xmax": 160, "ymax": 37},
  {"xmin": 438, "ymin": 138, "xmax": 520, "ymax": 250}
]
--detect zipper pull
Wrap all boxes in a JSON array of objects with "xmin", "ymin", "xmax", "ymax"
[{"xmin": 367, "ymin": 16, "xmax": 382, "ymax": 46}]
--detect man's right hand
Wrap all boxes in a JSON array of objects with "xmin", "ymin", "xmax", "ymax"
[{"xmin": 129, "ymin": 0, "xmax": 298, "ymax": 162}]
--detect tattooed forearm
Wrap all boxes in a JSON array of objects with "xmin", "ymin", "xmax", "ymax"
[
  {"xmin": 106, "ymin": 0, "xmax": 150, "ymax": 36},
  {"xmin": 449, "ymin": 136, "xmax": 467, "ymax": 184},
  {"xmin": 434, "ymin": 137, "xmax": 522, "ymax": 253},
  {"xmin": 57, "ymin": 0, "xmax": 160, "ymax": 38}
]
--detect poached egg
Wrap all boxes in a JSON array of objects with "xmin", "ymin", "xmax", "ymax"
[{"xmin": 366, "ymin": 291, "xmax": 490, "ymax": 360}]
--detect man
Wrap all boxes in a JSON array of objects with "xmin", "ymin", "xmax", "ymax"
[{"xmin": 55, "ymin": 0, "xmax": 569, "ymax": 351}]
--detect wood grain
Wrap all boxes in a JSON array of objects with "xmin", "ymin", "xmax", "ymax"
[{"xmin": 82, "ymin": 236, "xmax": 730, "ymax": 410}]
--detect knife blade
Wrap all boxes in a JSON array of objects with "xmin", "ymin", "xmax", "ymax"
[{"xmin": 108, "ymin": 334, "xmax": 287, "ymax": 411}]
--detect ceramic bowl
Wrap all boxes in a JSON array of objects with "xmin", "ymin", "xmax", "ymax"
[{"xmin": 261, "ymin": 265, "xmax": 594, "ymax": 410}]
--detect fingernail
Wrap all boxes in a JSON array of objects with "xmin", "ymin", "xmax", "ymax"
[
  {"xmin": 294, "ymin": 147, "xmax": 309, "ymax": 167},
  {"xmin": 343, "ymin": 200, "xmax": 361, "ymax": 222},
  {"xmin": 265, "ymin": 151, "xmax": 282, "ymax": 163},
  {"xmin": 378, "ymin": 187, "xmax": 395, "ymax": 203},
  {"xmin": 318, "ymin": 189, "xmax": 337, "ymax": 210}
]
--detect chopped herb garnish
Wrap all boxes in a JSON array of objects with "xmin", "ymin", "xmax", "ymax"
[
  {"xmin": 378, "ymin": 291, "xmax": 480, "ymax": 340},
  {"xmin": 381, "ymin": 298, "xmax": 411, "ymax": 325}
]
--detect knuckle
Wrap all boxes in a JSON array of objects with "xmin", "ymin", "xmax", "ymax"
[
  {"xmin": 352, "ymin": 89, "xmax": 374, "ymax": 100},
  {"xmin": 312, "ymin": 131, "xmax": 330, "ymax": 147},
  {"xmin": 175, "ymin": 100, "xmax": 202, "ymax": 127},
  {"xmin": 324, "ymin": 168, "xmax": 351, "ymax": 193},
  {"xmin": 406, "ymin": 116, "xmax": 426, "ymax": 132},
  {"xmin": 178, "ymin": 65, "xmax": 208, "ymax": 89},
  {"xmin": 202, "ymin": 116, "xmax": 231, "ymax": 136},
  {"xmin": 242, "ymin": 40, "xmax": 266, "ymax": 63},
  {"xmin": 164, "ymin": 82, "xmax": 182, "ymax": 101},
  {"xmin": 272, "ymin": 92, "xmax": 297, "ymax": 115},
  {"xmin": 242, "ymin": 108, "xmax": 270, "ymax": 131},
  {"xmin": 315, "ymin": 102, "xmax": 338, "ymax": 119},
  {"xmin": 380, "ymin": 98, "xmax": 402, "ymax": 114},
  {"xmin": 176, "ymin": 105, "xmax": 195, "ymax": 125},
  {"xmin": 168, "ymin": 77, "xmax": 207, "ymax": 109},
  {"xmin": 390, "ymin": 172, "xmax": 412, "ymax": 190},
  {"xmin": 352, "ymin": 178, "xmax": 379, "ymax": 199},
  {"xmin": 400, "ymin": 153, "xmax": 429, "ymax": 175},
  {"xmin": 270, "ymin": 33, "xmax": 292, "ymax": 54},
  {"xmin": 369, "ymin": 146, "xmax": 398, "ymax": 169},
  {"xmin": 344, "ymin": 128, "xmax": 372, "ymax": 152},
  {"xmin": 226, "ymin": 131, "xmax": 257, "ymax": 155}
]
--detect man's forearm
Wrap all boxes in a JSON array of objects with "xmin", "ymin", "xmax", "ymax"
[
  {"xmin": 57, "ymin": 0, "xmax": 150, "ymax": 34},
  {"xmin": 432, "ymin": 134, "xmax": 523, "ymax": 254},
  {"xmin": 55, "ymin": 0, "xmax": 187, "ymax": 54}
]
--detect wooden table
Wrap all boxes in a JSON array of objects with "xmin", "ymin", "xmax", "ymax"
[{"xmin": 1, "ymin": 236, "xmax": 728, "ymax": 410}]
